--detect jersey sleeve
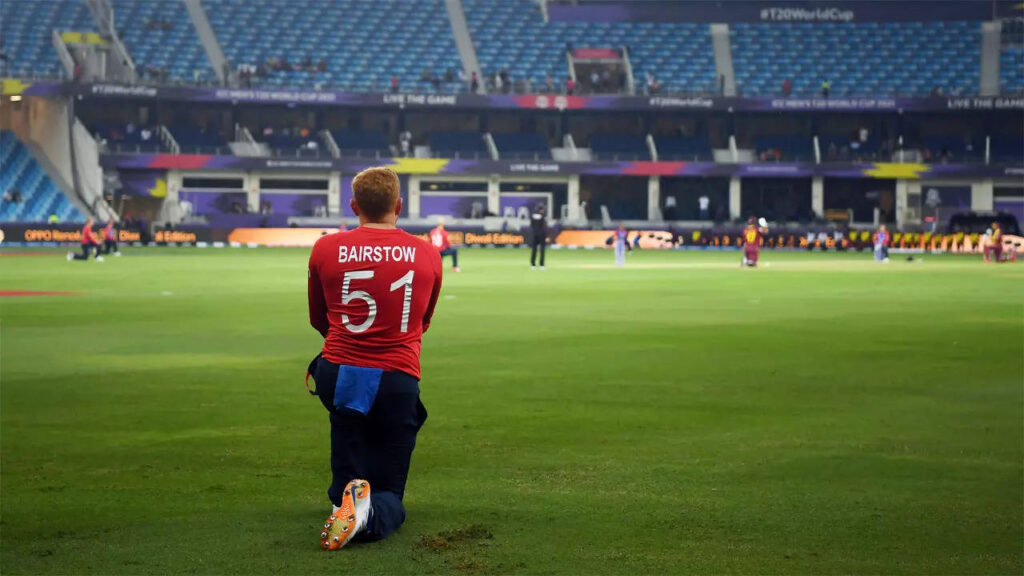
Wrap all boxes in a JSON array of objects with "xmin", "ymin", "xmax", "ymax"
[
  {"xmin": 307, "ymin": 239, "xmax": 330, "ymax": 338},
  {"xmin": 422, "ymin": 249, "xmax": 443, "ymax": 333}
]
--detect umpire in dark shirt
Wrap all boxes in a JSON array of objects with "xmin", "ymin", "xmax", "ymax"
[{"xmin": 530, "ymin": 204, "xmax": 548, "ymax": 269}]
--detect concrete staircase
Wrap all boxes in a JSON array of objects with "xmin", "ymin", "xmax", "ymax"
[
  {"xmin": 183, "ymin": 0, "xmax": 230, "ymax": 85},
  {"xmin": 980, "ymin": 20, "xmax": 1002, "ymax": 97},
  {"xmin": 710, "ymin": 23, "xmax": 736, "ymax": 96},
  {"xmin": 445, "ymin": 0, "xmax": 485, "ymax": 93}
]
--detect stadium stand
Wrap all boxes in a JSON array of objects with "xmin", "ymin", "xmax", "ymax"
[
  {"xmin": 751, "ymin": 136, "xmax": 814, "ymax": 163},
  {"xmin": 464, "ymin": 0, "xmax": 717, "ymax": 94},
  {"xmin": 0, "ymin": 0, "xmax": 96, "ymax": 79},
  {"xmin": 731, "ymin": 22, "xmax": 982, "ymax": 97},
  {"xmin": 588, "ymin": 134, "xmax": 650, "ymax": 160},
  {"xmin": 990, "ymin": 134, "xmax": 1024, "ymax": 162},
  {"xmin": 492, "ymin": 132, "xmax": 551, "ymax": 160},
  {"xmin": 331, "ymin": 131, "xmax": 392, "ymax": 158},
  {"xmin": 1000, "ymin": 46, "xmax": 1024, "ymax": 95},
  {"xmin": 656, "ymin": 135, "xmax": 714, "ymax": 161},
  {"xmin": 92, "ymin": 124, "xmax": 164, "ymax": 153},
  {"xmin": 111, "ymin": 0, "xmax": 214, "ymax": 83},
  {"xmin": 259, "ymin": 132, "xmax": 325, "ymax": 158},
  {"xmin": 203, "ymin": 0, "xmax": 463, "ymax": 93},
  {"xmin": 167, "ymin": 125, "xmax": 230, "ymax": 154},
  {"xmin": 427, "ymin": 132, "xmax": 489, "ymax": 158},
  {"xmin": 0, "ymin": 131, "xmax": 83, "ymax": 223}
]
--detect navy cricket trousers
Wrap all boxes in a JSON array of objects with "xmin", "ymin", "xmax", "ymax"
[{"xmin": 313, "ymin": 357, "xmax": 428, "ymax": 541}]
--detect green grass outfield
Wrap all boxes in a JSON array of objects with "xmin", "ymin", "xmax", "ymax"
[{"xmin": 1, "ymin": 246, "xmax": 1022, "ymax": 575}]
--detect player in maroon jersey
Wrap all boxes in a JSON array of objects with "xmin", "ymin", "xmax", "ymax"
[
  {"xmin": 67, "ymin": 217, "xmax": 103, "ymax": 261},
  {"xmin": 307, "ymin": 167, "xmax": 442, "ymax": 550},
  {"xmin": 741, "ymin": 216, "xmax": 764, "ymax": 267}
]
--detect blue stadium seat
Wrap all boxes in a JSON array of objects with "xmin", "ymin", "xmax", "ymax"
[
  {"xmin": 990, "ymin": 134, "xmax": 1024, "ymax": 163},
  {"xmin": 168, "ymin": 125, "xmax": 229, "ymax": 154},
  {"xmin": 92, "ymin": 124, "xmax": 164, "ymax": 153},
  {"xmin": 1000, "ymin": 45, "xmax": 1023, "ymax": 95},
  {"xmin": 588, "ymin": 134, "xmax": 650, "ymax": 160},
  {"xmin": 657, "ymin": 136, "xmax": 712, "ymax": 161},
  {"xmin": 0, "ymin": 131, "xmax": 83, "ymax": 223},
  {"xmin": 752, "ymin": 136, "xmax": 813, "ymax": 162},
  {"xmin": 0, "ymin": 0, "xmax": 95, "ymax": 79},
  {"xmin": 112, "ymin": 0, "xmax": 214, "ymax": 83},
  {"xmin": 464, "ymin": 0, "xmax": 717, "ymax": 94},
  {"xmin": 731, "ymin": 22, "xmax": 982, "ymax": 97},
  {"xmin": 259, "ymin": 132, "xmax": 325, "ymax": 158},
  {"xmin": 331, "ymin": 131, "xmax": 392, "ymax": 157},
  {"xmin": 428, "ymin": 132, "xmax": 488, "ymax": 158},
  {"xmin": 203, "ymin": 0, "xmax": 463, "ymax": 93}
]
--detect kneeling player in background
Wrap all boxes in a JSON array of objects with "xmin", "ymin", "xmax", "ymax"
[
  {"xmin": 741, "ymin": 216, "xmax": 764, "ymax": 267},
  {"xmin": 429, "ymin": 218, "xmax": 460, "ymax": 272},
  {"xmin": 873, "ymin": 224, "xmax": 890, "ymax": 263},
  {"xmin": 68, "ymin": 217, "xmax": 103, "ymax": 262},
  {"xmin": 101, "ymin": 220, "xmax": 121, "ymax": 256},
  {"xmin": 307, "ymin": 167, "xmax": 443, "ymax": 550}
]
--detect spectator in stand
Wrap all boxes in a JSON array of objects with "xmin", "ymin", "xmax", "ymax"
[
  {"xmin": 3, "ymin": 189, "xmax": 22, "ymax": 203},
  {"xmin": 399, "ymin": 131, "xmax": 411, "ymax": 157},
  {"xmin": 545, "ymin": 73, "xmax": 554, "ymax": 93},
  {"xmin": 782, "ymin": 78, "xmax": 792, "ymax": 97},
  {"xmin": 650, "ymin": 77, "xmax": 659, "ymax": 95},
  {"xmin": 821, "ymin": 80, "xmax": 831, "ymax": 98},
  {"xmin": 470, "ymin": 71, "xmax": 479, "ymax": 93},
  {"xmin": 499, "ymin": 67, "xmax": 509, "ymax": 90},
  {"xmin": 698, "ymin": 195, "xmax": 710, "ymax": 220},
  {"xmin": 566, "ymin": 77, "xmax": 575, "ymax": 95},
  {"xmin": 431, "ymin": 74, "xmax": 441, "ymax": 92},
  {"xmin": 590, "ymin": 71, "xmax": 600, "ymax": 92},
  {"xmin": 317, "ymin": 58, "xmax": 327, "ymax": 73},
  {"xmin": 494, "ymin": 71, "xmax": 503, "ymax": 93},
  {"xmin": 390, "ymin": 75, "xmax": 399, "ymax": 93}
]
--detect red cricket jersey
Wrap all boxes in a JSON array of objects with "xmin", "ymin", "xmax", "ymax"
[
  {"xmin": 428, "ymin": 227, "xmax": 451, "ymax": 251},
  {"xmin": 103, "ymin": 224, "xmax": 115, "ymax": 241},
  {"xmin": 308, "ymin": 226, "xmax": 443, "ymax": 379},
  {"xmin": 81, "ymin": 224, "xmax": 98, "ymax": 245},
  {"xmin": 742, "ymin": 225, "xmax": 762, "ymax": 248}
]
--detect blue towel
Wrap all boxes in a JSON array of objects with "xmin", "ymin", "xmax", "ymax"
[{"xmin": 333, "ymin": 365, "xmax": 384, "ymax": 415}]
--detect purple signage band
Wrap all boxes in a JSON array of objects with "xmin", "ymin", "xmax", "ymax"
[
  {"xmin": 100, "ymin": 153, "xmax": 1024, "ymax": 180},
  {"xmin": 15, "ymin": 81, "xmax": 1024, "ymax": 113}
]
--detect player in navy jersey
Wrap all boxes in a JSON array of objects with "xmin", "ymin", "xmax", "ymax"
[{"xmin": 307, "ymin": 167, "xmax": 443, "ymax": 550}]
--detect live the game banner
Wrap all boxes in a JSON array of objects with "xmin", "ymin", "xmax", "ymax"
[
  {"xmin": 101, "ymin": 153, "xmax": 1024, "ymax": 179},
  {"xmin": 13, "ymin": 81, "xmax": 1024, "ymax": 113}
]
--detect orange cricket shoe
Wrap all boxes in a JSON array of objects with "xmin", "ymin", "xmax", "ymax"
[{"xmin": 320, "ymin": 479, "xmax": 371, "ymax": 551}]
